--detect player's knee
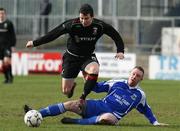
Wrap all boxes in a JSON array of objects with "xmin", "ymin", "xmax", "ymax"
[
  {"xmin": 3, "ymin": 57, "xmax": 11, "ymax": 66},
  {"xmin": 89, "ymin": 65, "xmax": 99, "ymax": 74},
  {"xmin": 64, "ymin": 100, "xmax": 75, "ymax": 110},
  {"xmin": 85, "ymin": 62, "xmax": 99, "ymax": 74},
  {"xmin": 98, "ymin": 113, "xmax": 118, "ymax": 125},
  {"xmin": 64, "ymin": 100, "xmax": 82, "ymax": 114}
]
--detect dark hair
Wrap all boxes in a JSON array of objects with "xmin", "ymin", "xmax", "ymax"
[
  {"xmin": 0, "ymin": 7, "xmax": 6, "ymax": 12},
  {"xmin": 79, "ymin": 4, "xmax": 94, "ymax": 17},
  {"xmin": 134, "ymin": 66, "xmax": 144, "ymax": 75}
]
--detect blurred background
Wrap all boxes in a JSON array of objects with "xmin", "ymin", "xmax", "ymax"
[
  {"xmin": 1, "ymin": 1, "xmax": 180, "ymax": 130},
  {"xmin": 1, "ymin": 0, "xmax": 180, "ymax": 79},
  {"xmin": 1, "ymin": 0, "xmax": 180, "ymax": 52}
]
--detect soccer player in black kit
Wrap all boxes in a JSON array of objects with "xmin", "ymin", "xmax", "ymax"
[
  {"xmin": 0, "ymin": 8, "xmax": 16, "ymax": 84},
  {"xmin": 26, "ymin": 4, "xmax": 125, "ymax": 101}
]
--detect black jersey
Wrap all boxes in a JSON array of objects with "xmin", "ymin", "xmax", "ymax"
[
  {"xmin": 33, "ymin": 18, "xmax": 124, "ymax": 56},
  {"xmin": 0, "ymin": 19, "xmax": 16, "ymax": 49}
]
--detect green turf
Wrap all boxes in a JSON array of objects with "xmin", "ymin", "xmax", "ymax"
[{"xmin": 0, "ymin": 74, "xmax": 180, "ymax": 131}]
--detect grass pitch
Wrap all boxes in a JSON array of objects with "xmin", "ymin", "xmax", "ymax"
[{"xmin": 0, "ymin": 74, "xmax": 180, "ymax": 131}]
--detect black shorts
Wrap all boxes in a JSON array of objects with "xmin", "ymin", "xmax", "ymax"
[
  {"xmin": 0, "ymin": 48, "xmax": 12, "ymax": 60},
  {"xmin": 61, "ymin": 51, "xmax": 99, "ymax": 79}
]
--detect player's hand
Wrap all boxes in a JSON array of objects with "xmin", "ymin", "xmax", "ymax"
[
  {"xmin": 153, "ymin": 122, "xmax": 169, "ymax": 126},
  {"xmin": 115, "ymin": 52, "xmax": 124, "ymax": 60},
  {"xmin": 26, "ymin": 41, "xmax": 34, "ymax": 48}
]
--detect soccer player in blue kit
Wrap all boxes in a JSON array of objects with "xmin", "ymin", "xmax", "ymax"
[{"xmin": 24, "ymin": 66, "xmax": 168, "ymax": 126}]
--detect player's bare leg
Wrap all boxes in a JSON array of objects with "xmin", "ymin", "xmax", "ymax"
[
  {"xmin": 63, "ymin": 100, "xmax": 83, "ymax": 114},
  {"xmin": 0, "ymin": 61, "xmax": 3, "ymax": 71},
  {"xmin": 62, "ymin": 78, "xmax": 76, "ymax": 98}
]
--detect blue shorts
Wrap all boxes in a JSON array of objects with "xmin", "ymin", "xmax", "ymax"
[{"xmin": 82, "ymin": 100, "xmax": 113, "ymax": 118}]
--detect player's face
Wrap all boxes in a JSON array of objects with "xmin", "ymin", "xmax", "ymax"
[
  {"xmin": 128, "ymin": 68, "xmax": 144, "ymax": 87},
  {"xmin": 0, "ymin": 10, "xmax": 6, "ymax": 22},
  {"xmin": 79, "ymin": 13, "xmax": 93, "ymax": 27}
]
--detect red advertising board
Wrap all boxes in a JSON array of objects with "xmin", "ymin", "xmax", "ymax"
[
  {"xmin": 12, "ymin": 52, "xmax": 63, "ymax": 75},
  {"xmin": 28, "ymin": 52, "xmax": 63, "ymax": 73}
]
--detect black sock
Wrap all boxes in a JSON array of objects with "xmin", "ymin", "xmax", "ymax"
[
  {"xmin": 8, "ymin": 65, "xmax": 13, "ymax": 80},
  {"xmin": 80, "ymin": 74, "xmax": 98, "ymax": 99},
  {"xmin": 3, "ymin": 65, "xmax": 13, "ymax": 82},
  {"xmin": 3, "ymin": 65, "xmax": 8, "ymax": 81},
  {"xmin": 4, "ymin": 70, "xmax": 9, "ymax": 81}
]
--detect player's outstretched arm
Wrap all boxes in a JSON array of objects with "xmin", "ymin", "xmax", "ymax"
[{"xmin": 26, "ymin": 41, "xmax": 34, "ymax": 48}]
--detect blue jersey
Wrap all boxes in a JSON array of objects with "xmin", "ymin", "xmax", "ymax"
[{"xmin": 84, "ymin": 79, "xmax": 157, "ymax": 124}]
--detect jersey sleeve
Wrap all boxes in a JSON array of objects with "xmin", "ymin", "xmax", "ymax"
[
  {"xmin": 103, "ymin": 23, "xmax": 124, "ymax": 53},
  {"xmin": 33, "ymin": 20, "xmax": 71, "ymax": 46},
  {"xmin": 136, "ymin": 98, "xmax": 158, "ymax": 125},
  {"xmin": 92, "ymin": 79, "xmax": 124, "ymax": 93},
  {"xmin": 92, "ymin": 81, "xmax": 110, "ymax": 93}
]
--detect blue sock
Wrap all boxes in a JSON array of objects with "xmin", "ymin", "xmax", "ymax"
[
  {"xmin": 39, "ymin": 103, "xmax": 66, "ymax": 117},
  {"xmin": 68, "ymin": 116, "xmax": 99, "ymax": 125}
]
